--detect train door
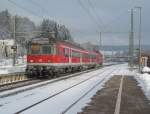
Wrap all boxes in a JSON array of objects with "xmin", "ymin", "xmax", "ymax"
[
  {"xmin": 69, "ymin": 48, "xmax": 71, "ymax": 64},
  {"xmin": 80, "ymin": 52, "xmax": 82, "ymax": 64},
  {"xmin": 64, "ymin": 47, "xmax": 69, "ymax": 63}
]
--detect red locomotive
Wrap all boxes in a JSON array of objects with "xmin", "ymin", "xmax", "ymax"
[{"xmin": 26, "ymin": 38, "xmax": 103, "ymax": 78}]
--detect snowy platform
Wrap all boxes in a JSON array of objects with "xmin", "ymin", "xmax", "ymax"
[
  {"xmin": 0, "ymin": 64, "xmax": 26, "ymax": 75},
  {"xmin": 0, "ymin": 58, "xmax": 26, "ymax": 75},
  {"xmin": 0, "ymin": 64, "xmax": 150, "ymax": 114},
  {"xmin": 79, "ymin": 75, "xmax": 150, "ymax": 114}
]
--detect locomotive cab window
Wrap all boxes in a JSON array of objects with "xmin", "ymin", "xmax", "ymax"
[
  {"xmin": 42, "ymin": 45, "xmax": 53, "ymax": 54},
  {"xmin": 30, "ymin": 44, "xmax": 41, "ymax": 54}
]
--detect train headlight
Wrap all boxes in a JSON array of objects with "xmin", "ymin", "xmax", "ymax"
[
  {"xmin": 48, "ymin": 60, "xmax": 51, "ymax": 63},
  {"xmin": 39, "ymin": 59, "xmax": 42, "ymax": 62},
  {"xmin": 30, "ymin": 60, "xmax": 33, "ymax": 63}
]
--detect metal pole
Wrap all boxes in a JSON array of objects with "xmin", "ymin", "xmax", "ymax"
[
  {"xmin": 13, "ymin": 16, "xmax": 16, "ymax": 66},
  {"xmin": 99, "ymin": 32, "xmax": 102, "ymax": 50},
  {"xmin": 135, "ymin": 6, "xmax": 142, "ymax": 72},
  {"xmin": 129, "ymin": 9, "xmax": 134, "ymax": 68}
]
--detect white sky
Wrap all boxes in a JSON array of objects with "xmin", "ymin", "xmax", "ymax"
[{"xmin": 0, "ymin": 0, "xmax": 149, "ymax": 46}]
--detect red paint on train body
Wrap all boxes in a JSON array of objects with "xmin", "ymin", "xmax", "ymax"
[{"xmin": 26, "ymin": 38, "xmax": 103, "ymax": 78}]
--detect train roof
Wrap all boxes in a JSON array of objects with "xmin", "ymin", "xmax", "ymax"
[
  {"xmin": 30, "ymin": 37, "xmax": 53, "ymax": 44},
  {"xmin": 30, "ymin": 37, "xmax": 102, "ymax": 54},
  {"xmin": 30, "ymin": 37, "xmax": 84, "ymax": 49}
]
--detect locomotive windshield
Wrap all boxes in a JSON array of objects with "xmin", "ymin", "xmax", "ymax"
[
  {"xmin": 31, "ymin": 44, "xmax": 40, "ymax": 54},
  {"xmin": 29, "ymin": 44, "xmax": 54, "ymax": 54},
  {"xmin": 42, "ymin": 45, "xmax": 52, "ymax": 54}
]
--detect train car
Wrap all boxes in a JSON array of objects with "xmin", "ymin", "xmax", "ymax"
[{"xmin": 26, "ymin": 38, "xmax": 103, "ymax": 78}]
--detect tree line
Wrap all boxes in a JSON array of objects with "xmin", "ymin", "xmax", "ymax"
[{"xmin": 0, "ymin": 10, "xmax": 73, "ymax": 47}]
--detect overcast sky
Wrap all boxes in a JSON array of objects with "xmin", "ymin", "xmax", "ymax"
[{"xmin": 0, "ymin": 0, "xmax": 149, "ymax": 46}]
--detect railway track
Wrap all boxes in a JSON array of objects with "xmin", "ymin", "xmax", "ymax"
[
  {"xmin": 0, "ymin": 64, "xmax": 119, "ymax": 98},
  {"xmin": 13, "ymin": 66, "xmax": 119, "ymax": 114},
  {"xmin": 0, "ymin": 64, "xmax": 119, "ymax": 94},
  {"xmin": 0, "ymin": 68, "xmax": 98, "ymax": 93},
  {"xmin": 0, "ymin": 63, "xmax": 118, "ymax": 85},
  {"xmin": 61, "ymin": 68, "xmax": 119, "ymax": 114},
  {"xmin": 0, "ymin": 66, "xmax": 108, "ymax": 98},
  {"xmin": 0, "ymin": 79, "xmax": 43, "ymax": 92}
]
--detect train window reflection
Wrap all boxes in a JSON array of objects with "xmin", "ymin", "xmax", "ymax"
[
  {"xmin": 42, "ymin": 45, "xmax": 52, "ymax": 54},
  {"xmin": 31, "ymin": 44, "xmax": 40, "ymax": 54}
]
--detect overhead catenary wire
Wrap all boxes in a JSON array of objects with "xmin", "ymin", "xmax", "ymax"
[
  {"xmin": 7, "ymin": 0, "xmax": 42, "ymax": 19},
  {"xmin": 8, "ymin": 0, "xmax": 131, "ymax": 34},
  {"xmin": 28, "ymin": 0, "xmax": 63, "ymax": 26},
  {"xmin": 77, "ymin": 0, "xmax": 131, "ymax": 48},
  {"xmin": 28, "ymin": 0, "xmax": 86, "ymax": 40},
  {"xmin": 7, "ymin": 0, "xmax": 132, "ymax": 44},
  {"xmin": 87, "ymin": 0, "xmax": 104, "ymax": 29},
  {"xmin": 78, "ymin": 0, "xmax": 131, "ymax": 34},
  {"xmin": 8, "ymin": 0, "xmax": 130, "ymax": 35},
  {"xmin": 7, "ymin": 0, "xmax": 59, "ymax": 35},
  {"xmin": 102, "ymin": 10, "xmax": 130, "ymax": 33},
  {"xmin": 29, "ymin": 0, "xmax": 52, "ymax": 19},
  {"xmin": 77, "ymin": 0, "xmax": 102, "ymax": 31},
  {"xmin": 87, "ymin": 0, "xmax": 130, "ymax": 33},
  {"xmin": 88, "ymin": 0, "xmax": 131, "ymax": 33},
  {"xmin": 7, "ymin": 0, "xmax": 47, "ymax": 64}
]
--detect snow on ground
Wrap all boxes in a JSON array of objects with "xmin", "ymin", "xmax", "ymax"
[
  {"xmin": 0, "ymin": 64, "xmax": 130, "ymax": 114},
  {"xmin": 103, "ymin": 61, "xmax": 121, "ymax": 66},
  {"xmin": 142, "ymin": 66, "xmax": 150, "ymax": 73},
  {"xmin": 134, "ymin": 66, "xmax": 150, "ymax": 101},
  {"xmin": 0, "ymin": 57, "xmax": 26, "ymax": 74},
  {"xmin": 112, "ymin": 64, "xmax": 136, "ymax": 76},
  {"xmin": 0, "ymin": 64, "xmax": 26, "ymax": 74},
  {"xmin": 22, "ymin": 67, "xmax": 120, "ymax": 114},
  {"xmin": 0, "ymin": 65, "xmax": 117, "ymax": 114},
  {"xmin": 135, "ymin": 72, "xmax": 150, "ymax": 100},
  {"xmin": 0, "ymin": 69, "xmax": 8, "ymax": 74},
  {"xmin": 111, "ymin": 65, "xmax": 150, "ymax": 104},
  {"xmin": 114, "ymin": 64, "xmax": 150, "ymax": 102}
]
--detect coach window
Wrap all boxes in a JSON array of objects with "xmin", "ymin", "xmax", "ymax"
[{"xmin": 72, "ymin": 50, "xmax": 75, "ymax": 57}]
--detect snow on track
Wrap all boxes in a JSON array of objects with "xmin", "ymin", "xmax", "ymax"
[
  {"xmin": 20, "ymin": 68, "xmax": 118, "ymax": 114},
  {"xmin": 0, "ymin": 64, "xmax": 125, "ymax": 114},
  {"xmin": 0, "ymin": 67, "xmax": 110, "ymax": 97}
]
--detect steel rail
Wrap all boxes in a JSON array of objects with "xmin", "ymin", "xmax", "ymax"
[
  {"xmin": 61, "ymin": 67, "xmax": 119, "ymax": 114},
  {"xmin": 14, "ymin": 67, "xmax": 115, "ymax": 114},
  {"xmin": 0, "ymin": 66, "xmax": 105, "ymax": 98},
  {"xmin": 0, "ymin": 64, "xmax": 119, "ymax": 98}
]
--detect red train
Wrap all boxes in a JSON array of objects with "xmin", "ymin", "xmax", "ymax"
[{"xmin": 26, "ymin": 38, "xmax": 103, "ymax": 78}]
